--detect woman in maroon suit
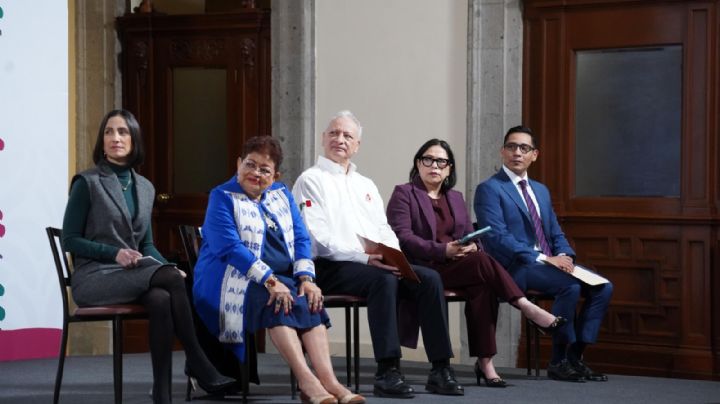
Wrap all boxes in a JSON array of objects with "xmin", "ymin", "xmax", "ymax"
[{"xmin": 387, "ymin": 139, "xmax": 565, "ymax": 387}]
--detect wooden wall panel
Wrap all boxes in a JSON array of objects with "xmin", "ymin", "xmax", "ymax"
[
  {"xmin": 685, "ymin": 7, "xmax": 710, "ymax": 206},
  {"xmin": 521, "ymin": 0, "xmax": 718, "ymax": 379}
]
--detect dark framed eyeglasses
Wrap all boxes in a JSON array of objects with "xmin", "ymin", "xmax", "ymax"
[
  {"xmin": 419, "ymin": 156, "xmax": 451, "ymax": 169},
  {"xmin": 503, "ymin": 142, "xmax": 536, "ymax": 154}
]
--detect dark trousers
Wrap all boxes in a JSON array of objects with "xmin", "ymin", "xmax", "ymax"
[
  {"xmin": 314, "ymin": 258, "xmax": 453, "ymax": 362},
  {"xmin": 437, "ymin": 251, "xmax": 525, "ymax": 358},
  {"xmin": 510, "ymin": 262, "xmax": 614, "ymax": 345}
]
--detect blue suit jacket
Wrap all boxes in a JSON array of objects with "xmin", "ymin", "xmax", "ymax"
[{"xmin": 473, "ymin": 169, "xmax": 575, "ymax": 273}]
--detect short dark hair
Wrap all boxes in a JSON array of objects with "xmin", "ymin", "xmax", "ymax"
[
  {"xmin": 408, "ymin": 138, "xmax": 456, "ymax": 193},
  {"xmin": 503, "ymin": 125, "xmax": 538, "ymax": 149},
  {"xmin": 242, "ymin": 136, "xmax": 283, "ymax": 170},
  {"xmin": 92, "ymin": 109, "xmax": 145, "ymax": 167}
]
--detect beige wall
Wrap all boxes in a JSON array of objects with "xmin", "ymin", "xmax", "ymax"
[{"xmin": 315, "ymin": 0, "xmax": 468, "ymax": 362}]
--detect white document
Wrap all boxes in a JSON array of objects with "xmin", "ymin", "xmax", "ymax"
[{"xmin": 570, "ymin": 264, "xmax": 610, "ymax": 286}]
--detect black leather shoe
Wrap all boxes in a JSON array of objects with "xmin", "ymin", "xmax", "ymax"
[
  {"xmin": 571, "ymin": 359, "xmax": 608, "ymax": 381},
  {"xmin": 547, "ymin": 359, "xmax": 585, "ymax": 382},
  {"xmin": 373, "ymin": 367, "xmax": 415, "ymax": 398},
  {"xmin": 530, "ymin": 316, "xmax": 568, "ymax": 335},
  {"xmin": 184, "ymin": 363, "xmax": 237, "ymax": 394},
  {"xmin": 425, "ymin": 366, "xmax": 464, "ymax": 396}
]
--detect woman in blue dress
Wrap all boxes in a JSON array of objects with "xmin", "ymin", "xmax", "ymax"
[{"xmin": 193, "ymin": 136, "xmax": 364, "ymax": 404}]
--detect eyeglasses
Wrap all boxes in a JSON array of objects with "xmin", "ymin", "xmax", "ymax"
[
  {"xmin": 419, "ymin": 156, "xmax": 451, "ymax": 169},
  {"xmin": 503, "ymin": 143, "xmax": 536, "ymax": 154},
  {"xmin": 241, "ymin": 160, "xmax": 274, "ymax": 177}
]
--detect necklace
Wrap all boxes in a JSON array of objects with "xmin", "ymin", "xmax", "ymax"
[
  {"xmin": 263, "ymin": 212, "xmax": 278, "ymax": 231},
  {"xmin": 120, "ymin": 176, "xmax": 133, "ymax": 191}
]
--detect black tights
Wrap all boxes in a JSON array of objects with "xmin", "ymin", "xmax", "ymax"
[{"xmin": 140, "ymin": 267, "xmax": 218, "ymax": 403}]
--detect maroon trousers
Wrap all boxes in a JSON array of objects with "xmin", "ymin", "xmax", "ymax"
[{"xmin": 436, "ymin": 251, "xmax": 524, "ymax": 357}]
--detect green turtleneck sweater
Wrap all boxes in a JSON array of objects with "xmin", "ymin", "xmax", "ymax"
[{"xmin": 62, "ymin": 162, "xmax": 167, "ymax": 264}]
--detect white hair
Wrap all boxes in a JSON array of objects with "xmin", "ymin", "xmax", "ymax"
[{"xmin": 326, "ymin": 110, "xmax": 363, "ymax": 138}]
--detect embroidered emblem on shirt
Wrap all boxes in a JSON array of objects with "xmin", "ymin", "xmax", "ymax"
[{"xmin": 366, "ymin": 193, "xmax": 372, "ymax": 202}]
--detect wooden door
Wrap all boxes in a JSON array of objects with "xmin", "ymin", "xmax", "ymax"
[
  {"xmin": 521, "ymin": 0, "xmax": 719, "ymax": 379},
  {"xmin": 152, "ymin": 32, "xmax": 270, "ymax": 262},
  {"xmin": 117, "ymin": 11, "xmax": 271, "ymax": 352}
]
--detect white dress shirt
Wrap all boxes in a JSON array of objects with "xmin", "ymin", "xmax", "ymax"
[{"xmin": 292, "ymin": 155, "xmax": 400, "ymax": 263}]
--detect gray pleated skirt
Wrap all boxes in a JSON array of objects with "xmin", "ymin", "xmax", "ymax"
[{"xmin": 71, "ymin": 261, "xmax": 166, "ymax": 306}]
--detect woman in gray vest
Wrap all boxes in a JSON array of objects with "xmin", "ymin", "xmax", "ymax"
[{"xmin": 61, "ymin": 109, "xmax": 234, "ymax": 404}]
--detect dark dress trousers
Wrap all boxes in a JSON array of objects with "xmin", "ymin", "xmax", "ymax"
[
  {"xmin": 473, "ymin": 169, "xmax": 613, "ymax": 344},
  {"xmin": 313, "ymin": 258, "xmax": 453, "ymax": 362},
  {"xmin": 386, "ymin": 179, "xmax": 525, "ymax": 357}
]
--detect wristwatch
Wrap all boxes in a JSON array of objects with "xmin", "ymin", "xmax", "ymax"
[
  {"xmin": 298, "ymin": 275, "xmax": 315, "ymax": 284},
  {"xmin": 264, "ymin": 275, "xmax": 278, "ymax": 289}
]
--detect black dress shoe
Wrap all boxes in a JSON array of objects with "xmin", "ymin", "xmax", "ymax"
[
  {"xmin": 474, "ymin": 361, "xmax": 507, "ymax": 388},
  {"xmin": 425, "ymin": 366, "xmax": 464, "ymax": 396},
  {"xmin": 184, "ymin": 363, "xmax": 237, "ymax": 394},
  {"xmin": 547, "ymin": 359, "xmax": 585, "ymax": 382},
  {"xmin": 530, "ymin": 316, "xmax": 568, "ymax": 335},
  {"xmin": 373, "ymin": 367, "xmax": 415, "ymax": 398},
  {"xmin": 571, "ymin": 359, "xmax": 608, "ymax": 381}
]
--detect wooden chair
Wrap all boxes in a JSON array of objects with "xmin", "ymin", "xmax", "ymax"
[
  {"xmin": 46, "ymin": 227, "xmax": 148, "ymax": 404},
  {"xmin": 444, "ymin": 288, "xmax": 468, "ymax": 304},
  {"xmin": 525, "ymin": 289, "xmax": 555, "ymax": 378},
  {"xmin": 443, "ymin": 288, "xmax": 469, "ymax": 330},
  {"xmin": 323, "ymin": 294, "xmax": 366, "ymax": 393}
]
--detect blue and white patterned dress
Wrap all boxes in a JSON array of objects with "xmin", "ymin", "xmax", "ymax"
[{"xmin": 193, "ymin": 178, "xmax": 329, "ymax": 362}]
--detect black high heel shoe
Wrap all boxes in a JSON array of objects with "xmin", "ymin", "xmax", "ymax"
[
  {"xmin": 184, "ymin": 362, "xmax": 237, "ymax": 394},
  {"xmin": 530, "ymin": 316, "xmax": 567, "ymax": 335},
  {"xmin": 474, "ymin": 361, "xmax": 507, "ymax": 388}
]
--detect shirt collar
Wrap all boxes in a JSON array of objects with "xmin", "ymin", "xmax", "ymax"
[
  {"xmin": 502, "ymin": 164, "xmax": 529, "ymax": 186},
  {"xmin": 316, "ymin": 155, "xmax": 357, "ymax": 175}
]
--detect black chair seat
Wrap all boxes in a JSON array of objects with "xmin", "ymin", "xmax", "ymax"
[
  {"xmin": 73, "ymin": 305, "xmax": 146, "ymax": 318},
  {"xmin": 323, "ymin": 295, "xmax": 366, "ymax": 304}
]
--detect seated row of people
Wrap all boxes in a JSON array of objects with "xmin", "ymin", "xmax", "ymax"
[{"xmin": 62, "ymin": 109, "xmax": 612, "ymax": 404}]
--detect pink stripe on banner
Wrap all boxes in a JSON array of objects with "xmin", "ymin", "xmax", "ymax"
[{"xmin": 0, "ymin": 328, "xmax": 61, "ymax": 361}]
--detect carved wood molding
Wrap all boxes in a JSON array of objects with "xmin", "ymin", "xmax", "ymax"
[
  {"xmin": 240, "ymin": 37, "xmax": 256, "ymax": 67},
  {"xmin": 170, "ymin": 38, "xmax": 225, "ymax": 63},
  {"xmin": 131, "ymin": 40, "xmax": 149, "ymax": 87}
]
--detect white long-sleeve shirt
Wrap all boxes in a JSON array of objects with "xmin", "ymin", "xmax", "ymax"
[{"xmin": 292, "ymin": 155, "xmax": 400, "ymax": 263}]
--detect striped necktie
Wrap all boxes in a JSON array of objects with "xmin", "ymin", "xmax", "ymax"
[{"xmin": 518, "ymin": 180, "xmax": 552, "ymax": 255}]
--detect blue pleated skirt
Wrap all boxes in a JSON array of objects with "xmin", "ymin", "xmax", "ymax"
[{"xmin": 244, "ymin": 272, "xmax": 331, "ymax": 333}]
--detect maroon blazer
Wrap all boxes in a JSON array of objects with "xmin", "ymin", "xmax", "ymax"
[{"xmin": 387, "ymin": 178, "xmax": 480, "ymax": 267}]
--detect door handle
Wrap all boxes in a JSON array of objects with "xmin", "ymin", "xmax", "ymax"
[{"xmin": 157, "ymin": 193, "xmax": 171, "ymax": 203}]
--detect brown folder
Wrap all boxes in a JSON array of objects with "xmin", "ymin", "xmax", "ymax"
[{"xmin": 357, "ymin": 235, "xmax": 421, "ymax": 283}]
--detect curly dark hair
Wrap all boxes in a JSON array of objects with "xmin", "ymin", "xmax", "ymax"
[{"xmin": 242, "ymin": 136, "xmax": 283, "ymax": 170}]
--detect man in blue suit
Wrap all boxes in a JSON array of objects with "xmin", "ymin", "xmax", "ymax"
[{"xmin": 473, "ymin": 125, "xmax": 613, "ymax": 382}]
